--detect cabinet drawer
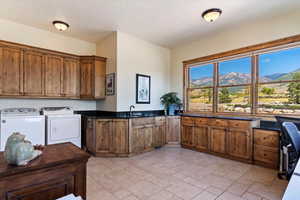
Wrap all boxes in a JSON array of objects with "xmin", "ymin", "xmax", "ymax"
[
  {"xmin": 182, "ymin": 117, "xmax": 194, "ymax": 126},
  {"xmin": 155, "ymin": 117, "xmax": 166, "ymax": 125},
  {"xmin": 194, "ymin": 118, "xmax": 209, "ymax": 126},
  {"xmin": 228, "ymin": 120, "xmax": 250, "ymax": 129},
  {"xmin": 254, "ymin": 145, "xmax": 279, "ymax": 165},
  {"xmin": 254, "ymin": 129, "xmax": 279, "ymax": 148},
  {"xmin": 131, "ymin": 118, "xmax": 155, "ymax": 126},
  {"xmin": 209, "ymin": 119, "xmax": 228, "ymax": 127}
]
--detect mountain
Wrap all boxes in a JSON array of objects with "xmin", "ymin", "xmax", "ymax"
[
  {"xmin": 264, "ymin": 73, "xmax": 287, "ymax": 80},
  {"xmin": 191, "ymin": 72, "xmax": 251, "ymax": 87},
  {"xmin": 191, "ymin": 68, "xmax": 300, "ymax": 88}
]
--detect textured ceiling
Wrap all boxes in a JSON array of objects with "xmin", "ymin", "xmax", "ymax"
[{"xmin": 0, "ymin": 0, "xmax": 299, "ymax": 47}]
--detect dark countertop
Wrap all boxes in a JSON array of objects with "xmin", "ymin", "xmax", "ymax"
[
  {"xmin": 76, "ymin": 110, "xmax": 171, "ymax": 119},
  {"xmin": 255, "ymin": 120, "xmax": 280, "ymax": 131},
  {"xmin": 78, "ymin": 110, "xmax": 258, "ymax": 121},
  {"xmin": 180, "ymin": 113, "xmax": 259, "ymax": 121}
]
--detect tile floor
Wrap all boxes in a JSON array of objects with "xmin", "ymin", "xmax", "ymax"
[{"xmin": 87, "ymin": 147, "xmax": 288, "ymax": 200}]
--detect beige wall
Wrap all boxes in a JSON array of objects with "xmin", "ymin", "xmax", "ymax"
[
  {"xmin": 96, "ymin": 32, "xmax": 118, "ymax": 111},
  {"xmin": 117, "ymin": 32, "xmax": 170, "ymax": 111},
  {"xmin": 0, "ymin": 18, "xmax": 97, "ymax": 110},
  {"xmin": 170, "ymin": 11, "xmax": 300, "ymax": 99}
]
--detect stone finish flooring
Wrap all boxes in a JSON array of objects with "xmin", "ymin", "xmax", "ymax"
[{"xmin": 87, "ymin": 147, "xmax": 288, "ymax": 200}]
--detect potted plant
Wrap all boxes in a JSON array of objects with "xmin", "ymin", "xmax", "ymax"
[{"xmin": 160, "ymin": 92, "xmax": 182, "ymax": 115}]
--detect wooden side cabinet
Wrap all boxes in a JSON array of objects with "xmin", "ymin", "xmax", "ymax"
[
  {"xmin": 253, "ymin": 129, "xmax": 279, "ymax": 169},
  {"xmin": 80, "ymin": 56, "xmax": 106, "ymax": 99},
  {"xmin": 0, "ymin": 143, "xmax": 90, "ymax": 200}
]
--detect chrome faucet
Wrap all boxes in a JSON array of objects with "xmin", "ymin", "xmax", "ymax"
[{"xmin": 129, "ymin": 105, "xmax": 135, "ymax": 116}]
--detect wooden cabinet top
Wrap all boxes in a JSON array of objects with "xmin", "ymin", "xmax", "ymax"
[
  {"xmin": 0, "ymin": 143, "xmax": 90, "ymax": 178},
  {"xmin": 0, "ymin": 40, "xmax": 106, "ymax": 60}
]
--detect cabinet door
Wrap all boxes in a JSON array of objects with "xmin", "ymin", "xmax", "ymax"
[
  {"xmin": 94, "ymin": 59, "xmax": 106, "ymax": 99},
  {"xmin": 210, "ymin": 127, "xmax": 226, "ymax": 154},
  {"xmin": 194, "ymin": 126, "xmax": 209, "ymax": 151},
  {"xmin": 131, "ymin": 126, "xmax": 145, "ymax": 153},
  {"xmin": 80, "ymin": 61, "xmax": 93, "ymax": 98},
  {"xmin": 0, "ymin": 46, "xmax": 23, "ymax": 95},
  {"xmin": 85, "ymin": 118, "xmax": 95, "ymax": 153},
  {"xmin": 23, "ymin": 51, "xmax": 44, "ymax": 96},
  {"xmin": 112, "ymin": 119, "xmax": 129, "ymax": 154},
  {"xmin": 45, "ymin": 55, "xmax": 63, "ymax": 97},
  {"xmin": 228, "ymin": 128, "xmax": 251, "ymax": 159},
  {"xmin": 166, "ymin": 116, "xmax": 180, "ymax": 144},
  {"xmin": 144, "ymin": 126, "xmax": 153, "ymax": 150},
  {"xmin": 181, "ymin": 125, "xmax": 194, "ymax": 147},
  {"xmin": 62, "ymin": 58, "xmax": 80, "ymax": 97},
  {"xmin": 95, "ymin": 120, "xmax": 113, "ymax": 153},
  {"xmin": 153, "ymin": 125, "xmax": 166, "ymax": 147}
]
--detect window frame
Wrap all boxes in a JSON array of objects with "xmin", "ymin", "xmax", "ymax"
[
  {"xmin": 186, "ymin": 63, "xmax": 216, "ymax": 113},
  {"xmin": 183, "ymin": 35, "xmax": 300, "ymax": 116}
]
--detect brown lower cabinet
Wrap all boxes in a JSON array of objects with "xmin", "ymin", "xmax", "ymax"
[
  {"xmin": 85, "ymin": 116, "xmax": 167, "ymax": 157},
  {"xmin": 210, "ymin": 127, "xmax": 227, "ymax": 154},
  {"xmin": 181, "ymin": 116, "xmax": 259, "ymax": 164},
  {"xmin": 86, "ymin": 118, "xmax": 128, "ymax": 157},
  {"xmin": 166, "ymin": 116, "xmax": 181, "ymax": 144},
  {"xmin": 253, "ymin": 129, "xmax": 279, "ymax": 169}
]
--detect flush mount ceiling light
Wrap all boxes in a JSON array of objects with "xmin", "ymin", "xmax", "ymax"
[
  {"xmin": 202, "ymin": 8, "xmax": 222, "ymax": 22},
  {"xmin": 52, "ymin": 20, "xmax": 69, "ymax": 31}
]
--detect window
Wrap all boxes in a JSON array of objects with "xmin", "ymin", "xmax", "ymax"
[
  {"xmin": 188, "ymin": 64, "xmax": 214, "ymax": 112},
  {"xmin": 217, "ymin": 57, "xmax": 252, "ymax": 113},
  {"xmin": 257, "ymin": 47, "xmax": 300, "ymax": 114},
  {"xmin": 185, "ymin": 37, "xmax": 300, "ymax": 116}
]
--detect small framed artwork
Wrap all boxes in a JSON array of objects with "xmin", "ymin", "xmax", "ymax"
[
  {"xmin": 106, "ymin": 73, "xmax": 115, "ymax": 96},
  {"xmin": 136, "ymin": 74, "xmax": 151, "ymax": 104}
]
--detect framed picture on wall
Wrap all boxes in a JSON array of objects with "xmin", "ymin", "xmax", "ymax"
[
  {"xmin": 106, "ymin": 73, "xmax": 115, "ymax": 96},
  {"xmin": 136, "ymin": 74, "xmax": 151, "ymax": 104}
]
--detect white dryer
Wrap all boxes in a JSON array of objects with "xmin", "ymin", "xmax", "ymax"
[
  {"xmin": 41, "ymin": 107, "xmax": 81, "ymax": 148},
  {"xmin": 0, "ymin": 108, "xmax": 45, "ymax": 151}
]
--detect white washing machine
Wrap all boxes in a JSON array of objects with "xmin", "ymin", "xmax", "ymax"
[
  {"xmin": 0, "ymin": 108, "xmax": 45, "ymax": 151},
  {"xmin": 41, "ymin": 107, "xmax": 81, "ymax": 148}
]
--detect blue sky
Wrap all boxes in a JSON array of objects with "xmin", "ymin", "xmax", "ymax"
[{"xmin": 190, "ymin": 47, "xmax": 300, "ymax": 80}]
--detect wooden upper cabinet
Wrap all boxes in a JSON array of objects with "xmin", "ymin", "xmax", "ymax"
[
  {"xmin": 0, "ymin": 46, "xmax": 23, "ymax": 96},
  {"xmin": 62, "ymin": 57, "xmax": 80, "ymax": 98},
  {"xmin": 23, "ymin": 51, "xmax": 44, "ymax": 96},
  {"xmin": 80, "ymin": 59, "xmax": 93, "ymax": 98},
  {"xmin": 0, "ymin": 40, "xmax": 107, "ymax": 99},
  {"xmin": 80, "ymin": 56, "xmax": 106, "ymax": 99},
  {"xmin": 94, "ymin": 59, "xmax": 106, "ymax": 99},
  {"xmin": 44, "ymin": 55, "xmax": 63, "ymax": 97}
]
